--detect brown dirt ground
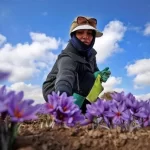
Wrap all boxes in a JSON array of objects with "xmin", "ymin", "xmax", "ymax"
[{"xmin": 14, "ymin": 114, "xmax": 150, "ymax": 150}]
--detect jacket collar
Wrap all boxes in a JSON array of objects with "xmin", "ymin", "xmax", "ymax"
[{"xmin": 62, "ymin": 41, "xmax": 97, "ymax": 63}]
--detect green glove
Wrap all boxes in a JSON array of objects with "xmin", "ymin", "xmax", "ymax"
[
  {"xmin": 86, "ymin": 74, "xmax": 104, "ymax": 103},
  {"xmin": 73, "ymin": 73, "xmax": 105, "ymax": 108},
  {"xmin": 73, "ymin": 93, "xmax": 85, "ymax": 108},
  {"xmin": 94, "ymin": 67, "xmax": 111, "ymax": 82},
  {"xmin": 100, "ymin": 67, "xmax": 111, "ymax": 82}
]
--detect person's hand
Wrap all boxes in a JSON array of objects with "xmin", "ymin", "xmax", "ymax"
[
  {"xmin": 73, "ymin": 93, "xmax": 85, "ymax": 108},
  {"xmin": 99, "ymin": 67, "xmax": 111, "ymax": 82}
]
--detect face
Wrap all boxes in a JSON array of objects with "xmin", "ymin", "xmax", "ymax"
[{"xmin": 75, "ymin": 29, "xmax": 94, "ymax": 45}]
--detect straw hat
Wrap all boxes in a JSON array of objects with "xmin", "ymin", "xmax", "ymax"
[{"xmin": 70, "ymin": 16, "xmax": 103, "ymax": 37}]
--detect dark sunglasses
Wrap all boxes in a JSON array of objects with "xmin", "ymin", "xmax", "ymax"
[{"xmin": 75, "ymin": 16, "xmax": 97, "ymax": 28}]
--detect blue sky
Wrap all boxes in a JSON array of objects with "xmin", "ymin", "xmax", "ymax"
[{"xmin": 0, "ymin": 0, "xmax": 150, "ymax": 103}]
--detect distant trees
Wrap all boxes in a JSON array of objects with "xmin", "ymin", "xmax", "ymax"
[{"xmin": 100, "ymin": 91, "xmax": 118, "ymax": 100}]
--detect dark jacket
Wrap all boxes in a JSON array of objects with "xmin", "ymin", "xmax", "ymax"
[{"xmin": 42, "ymin": 41, "xmax": 99, "ymax": 101}]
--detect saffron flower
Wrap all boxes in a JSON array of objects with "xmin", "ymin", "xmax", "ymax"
[
  {"xmin": 107, "ymin": 102, "xmax": 130, "ymax": 125},
  {"xmin": 110, "ymin": 91, "xmax": 126, "ymax": 103},
  {"xmin": 0, "ymin": 86, "xmax": 15, "ymax": 113},
  {"xmin": 7, "ymin": 91, "xmax": 41, "ymax": 122},
  {"xmin": 125, "ymin": 93, "xmax": 146, "ymax": 120},
  {"xmin": 139, "ymin": 100, "xmax": 150, "ymax": 127},
  {"xmin": 126, "ymin": 93, "xmax": 143, "ymax": 112},
  {"xmin": 85, "ymin": 99, "xmax": 111, "ymax": 127},
  {"xmin": 46, "ymin": 92, "xmax": 84, "ymax": 127},
  {"xmin": 43, "ymin": 91, "xmax": 59, "ymax": 114},
  {"xmin": 80, "ymin": 112, "xmax": 94, "ymax": 126},
  {"xmin": 66, "ymin": 110, "xmax": 84, "ymax": 127},
  {"xmin": 86, "ymin": 99, "xmax": 105, "ymax": 117}
]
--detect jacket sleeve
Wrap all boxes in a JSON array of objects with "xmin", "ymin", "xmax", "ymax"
[
  {"xmin": 94, "ymin": 57, "xmax": 99, "ymax": 72},
  {"xmin": 55, "ymin": 56, "xmax": 77, "ymax": 96}
]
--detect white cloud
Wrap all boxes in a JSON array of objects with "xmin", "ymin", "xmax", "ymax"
[
  {"xmin": 94, "ymin": 20, "xmax": 127, "ymax": 63},
  {"xmin": 135, "ymin": 93, "xmax": 150, "ymax": 101},
  {"xmin": 143, "ymin": 23, "xmax": 150, "ymax": 36},
  {"xmin": 0, "ymin": 34, "xmax": 6, "ymax": 46},
  {"xmin": 134, "ymin": 84, "xmax": 144, "ymax": 89},
  {"xmin": 30, "ymin": 32, "xmax": 61, "ymax": 49},
  {"xmin": 61, "ymin": 41, "xmax": 68, "ymax": 49},
  {"xmin": 127, "ymin": 25, "xmax": 142, "ymax": 33},
  {"xmin": 134, "ymin": 72, "xmax": 150, "ymax": 86},
  {"xmin": 0, "ymin": 32, "xmax": 62, "ymax": 82},
  {"xmin": 126, "ymin": 59, "xmax": 150, "ymax": 87},
  {"xmin": 126, "ymin": 59, "xmax": 150, "ymax": 75},
  {"xmin": 8, "ymin": 82, "xmax": 45, "ymax": 104},
  {"xmin": 99, "ymin": 76, "xmax": 123, "ymax": 96}
]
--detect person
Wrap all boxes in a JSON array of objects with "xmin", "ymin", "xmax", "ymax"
[{"xmin": 42, "ymin": 16, "xmax": 111, "ymax": 113}]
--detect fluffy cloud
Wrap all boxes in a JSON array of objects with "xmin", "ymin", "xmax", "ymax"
[
  {"xmin": 0, "ymin": 34, "xmax": 6, "ymax": 46},
  {"xmin": 143, "ymin": 23, "xmax": 150, "ymax": 36},
  {"xmin": 126, "ymin": 59, "xmax": 150, "ymax": 88},
  {"xmin": 99, "ymin": 76, "xmax": 123, "ymax": 96},
  {"xmin": 127, "ymin": 26, "xmax": 141, "ymax": 33},
  {"xmin": 135, "ymin": 93, "xmax": 150, "ymax": 101},
  {"xmin": 0, "ymin": 32, "xmax": 62, "ymax": 82},
  {"xmin": 8, "ymin": 82, "xmax": 45, "ymax": 104},
  {"xmin": 94, "ymin": 20, "xmax": 127, "ymax": 63}
]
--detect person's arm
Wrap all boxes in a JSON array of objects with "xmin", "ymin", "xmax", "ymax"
[
  {"xmin": 94, "ymin": 57, "xmax": 99, "ymax": 72},
  {"xmin": 55, "ymin": 56, "xmax": 77, "ymax": 96}
]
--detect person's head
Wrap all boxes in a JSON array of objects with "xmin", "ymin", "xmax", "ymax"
[
  {"xmin": 70, "ymin": 16, "xmax": 103, "ymax": 45},
  {"xmin": 75, "ymin": 29, "xmax": 94, "ymax": 46}
]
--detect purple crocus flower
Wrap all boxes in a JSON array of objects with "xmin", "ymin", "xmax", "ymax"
[
  {"xmin": 0, "ymin": 86, "xmax": 15, "ymax": 102},
  {"xmin": 7, "ymin": 91, "xmax": 41, "ymax": 122},
  {"xmin": 0, "ymin": 85, "xmax": 15, "ymax": 113},
  {"xmin": 85, "ymin": 99, "xmax": 111, "ymax": 127},
  {"xmin": 0, "ymin": 101, "xmax": 7, "ymax": 112},
  {"xmin": 110, "ymin": 91, "xmax": 126, "ymax": 103},
  {"xmin": 57, "ymin": 93, "xmax": 77, "ymax": 115},
  {"xmin": 54, "ymin": 108, "xmax": 84, "ymax": 127},
  {"xmin": 65, "ymin": 110, "xmax": 84, "ymax": 127},
  {"xmin": 106, "ymin": 102, "xmax": 130, "ymax": 125},
  {"xmin": 86, "ymin": 99, "xmax": 105, "ymax": 117},
  {"xmin": 80, "ymin": 112, "xmax": 94, "ymax": 126},
  {"xmin": 125, "ymin": 93, "xmax": 143, "ymax": 112},
  {"xmin": 127, "ymin": 99, "xmax": 144, "ymax": 118},
  {"xmin": 123, "ymin": 93, "xmax": 147, "ymax": 125},
  {"xmin": 43, "ymin": 92, "xmax": 59, "ymax": 114},
  {"xmin": 90, "ymin": 101, "xmax": 102, "ymax": 115},
  {"xmin": 50, "ymin": 92, "xmax": 84, "ymax": 126},
  {"xmin": 138, "ymin": 101, "xmax": 150, "ymax": 127},
  {"xmin": 125, "ymin": 93, "xmax": 136, "ymax": 109},
  {"xmin": 133, "ymin": 106, "xmax": 147, "ymax": 119}
]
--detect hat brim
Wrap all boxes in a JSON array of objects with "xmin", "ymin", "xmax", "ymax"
[{"xmin": 71, "ymin": 24, "xmax": 103, "ymax": 37}]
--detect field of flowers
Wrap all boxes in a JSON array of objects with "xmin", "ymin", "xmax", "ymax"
[{"xmin": 1, "ymin": 71, "xmax": 150, "ymax": 150}]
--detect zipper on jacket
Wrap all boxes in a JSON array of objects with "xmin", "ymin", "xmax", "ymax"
[{"xmin": 76, "ymin": 72, "xmax": 80, "ymax": 93}]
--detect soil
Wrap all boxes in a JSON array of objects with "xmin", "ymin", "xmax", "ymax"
[{"xmin": 14, "ymin": 114, "xmax": 150, "ymax": 150}]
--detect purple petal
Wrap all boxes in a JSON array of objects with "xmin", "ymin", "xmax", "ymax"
[
  {"xmin": 122, "ymin": 112, "xmax": 130, "ymax": 120},
  {"xmin": 0, "ymin": 102, "xmax": 7, "ymax": 112},
  {"xmin": 80, "ymin": 119, "xmax": 91, "ymax": 126},
  {"xmin": 111, "ymin": 104, "xmax": 118, "ymax": 113},
  {"xmin": 113, "ymin": 116, "xmax": 122, "ymax": 125},
  {"xmin": 118, "ymin": 102, "xmax": 126, "ymax": 112},
  {"xmin": 104, "ymin": 111, "xmax": 115, "ymax": 118},
  {"xmin": 135, "ymin": 111, "xmax": 147, "ymax": 118}
]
